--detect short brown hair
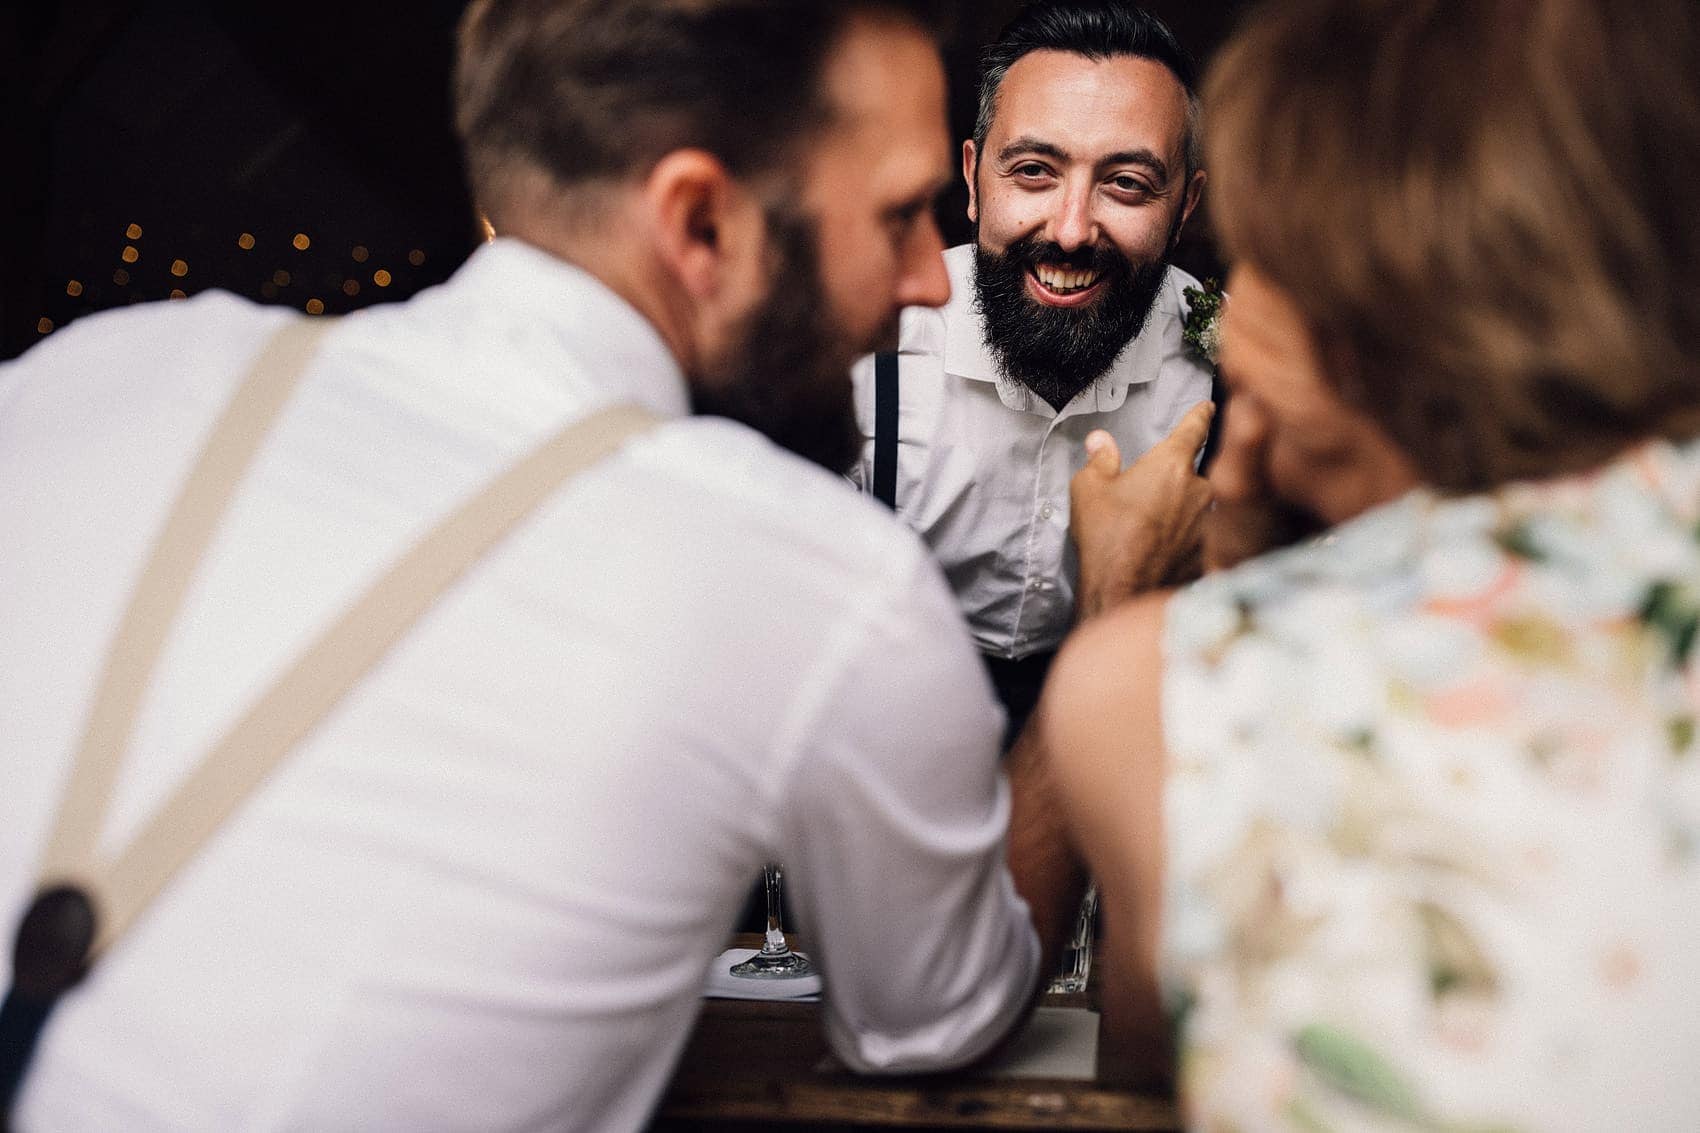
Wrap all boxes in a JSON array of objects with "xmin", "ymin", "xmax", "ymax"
[
  {"xmin": 455, "ymin": 0, "xmax": 948, "ymax": 223},
  {"xmin": 1205, "ymin": 0, "xmax": 1700, "ymax": 493}
]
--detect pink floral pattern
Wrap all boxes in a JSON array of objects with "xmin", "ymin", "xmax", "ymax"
[{"xmin": 1162, "ymin": 440, "xmax": 1700, "ymax": 1131}]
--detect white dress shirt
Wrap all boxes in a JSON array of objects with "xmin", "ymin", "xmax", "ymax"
[
  {"xmin": 0, "ymin": 239, "xmax": 1038, "ymax": 1132},
  {"xmin": 850, "ymin": 243, "xmax": 1214, "ymax": 658}
]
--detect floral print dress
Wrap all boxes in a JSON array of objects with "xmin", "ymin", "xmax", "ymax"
[{"xmin": 1161, "ymin": 439, "xmax": 1700, "ymax": 1132}]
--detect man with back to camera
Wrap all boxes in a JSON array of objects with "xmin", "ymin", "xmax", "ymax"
[
  {"xmin": 0, "ymin": 1, "xmax": 1212, "ymax": 1129},
  {"xmin": 852, "ymin": 0, "xmax": 1215, "ymax": 744}
]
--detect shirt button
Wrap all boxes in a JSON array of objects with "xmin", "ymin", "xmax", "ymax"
[{"xmin": 1040, "ymin": 502, "xmax": 1055, "ymax": 519}]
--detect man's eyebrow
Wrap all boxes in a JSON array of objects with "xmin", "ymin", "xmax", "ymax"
[
  {"xmin": 996, "ymin": 137, "xmax": 1069, "ymax": 164},
  {"xmin": 883, "ymin": 172, "xmax": 955, "ymax": 218},
  {"xmin": 1102, "ymin": 148, "xmax": 1171, "ymax": 183}
]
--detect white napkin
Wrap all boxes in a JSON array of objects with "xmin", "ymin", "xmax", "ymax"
[
  {"xmin": 971, "ymin": 1005, "xmax": 1099, "ymax": 1079},
  {"xmin": 703, "ymin": 947, "xmax": 822, "ymax": 1001},
  {"xmin": 808, "ymin": 1005, "xmax": 1100, "ymax": 1079}
]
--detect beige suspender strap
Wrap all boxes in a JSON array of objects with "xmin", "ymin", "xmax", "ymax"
[
  {"xmin": 40, "ymin": 318, "xmax": 334, "ymax": 890},
  {"xmin": 38, "ymin": 319, "xmax": 661, "ymax": 957}
]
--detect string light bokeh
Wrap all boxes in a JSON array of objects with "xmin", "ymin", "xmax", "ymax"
[{"xmin": 8, "ymin": 1, "xmax": 478, "ymax": 357}]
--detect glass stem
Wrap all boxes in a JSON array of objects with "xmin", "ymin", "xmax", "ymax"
[{"xmin": 760, "ymin": 864, "xmax": 790, "ymax": 956}]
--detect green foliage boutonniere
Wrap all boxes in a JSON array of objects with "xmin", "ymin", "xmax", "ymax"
[{"xmin": 1182, "ymin": 278, "xmax": 1225, "ymax": 367}]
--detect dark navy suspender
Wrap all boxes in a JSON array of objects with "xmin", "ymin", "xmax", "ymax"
[{"xmin": 872, "ymin": 350, "xmax": 899, "ymax": 510}]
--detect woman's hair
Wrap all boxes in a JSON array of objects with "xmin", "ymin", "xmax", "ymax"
[{"xmin": 1205, "ymin": 0, "xmax": 1700, "ymax": 492}]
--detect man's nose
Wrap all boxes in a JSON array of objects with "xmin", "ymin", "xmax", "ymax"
[
  {"xmin": 1047, "ymin": 180, "xmax": 1097, "ymax": 252},
  {"xmin": 894, "ymin": 213, "xmax": 951, "ymax": 310}
]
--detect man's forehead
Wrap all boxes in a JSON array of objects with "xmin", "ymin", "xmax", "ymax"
[
  {"xmin": 810, "ymin": 12, "xmax": 951, "ymax": 184},
  {"xmin": 988, "ymin": 50, "xmax": 1189, "ymax": 164},
  {"xmin": 818, "ymin": 10, "xmax": 947, "ymax": 126}
]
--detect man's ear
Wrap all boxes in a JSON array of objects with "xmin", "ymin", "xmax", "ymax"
[
  {"xmin": 643, "ymin": 149, "xmax": 741, "ymax": 300},
  {"xmin": 1174, "ymin": 168, "xmax": 1206, "ymax": 245},
  {"xmin": 961, "ymin": 138, "xmax": 980, "ymax": 225}
]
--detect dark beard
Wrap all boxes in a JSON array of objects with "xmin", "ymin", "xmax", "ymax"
[
  {"xmin": 690, "ymin": 206, "xmax": 867, "ymax": 474},
  {"xmin": 972, "ymin": 233, "xmax": 1169, "ymax": 412}
]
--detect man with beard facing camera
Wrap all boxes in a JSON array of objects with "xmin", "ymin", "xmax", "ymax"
[{"xmin": 851, "ymin": 0, "xmax": 1213, "ymax": 744}]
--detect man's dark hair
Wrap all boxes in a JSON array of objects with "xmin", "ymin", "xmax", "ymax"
[
  {"xmin": 973, "ymin": 1, "xmax": 1200, "ymax": 174},
  {"xmin": 454, "ymin": 0, "xmax": 949, "ymax": 223}
]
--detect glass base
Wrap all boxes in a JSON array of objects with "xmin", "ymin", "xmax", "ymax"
[
  {"xmin": 729, "ymin": 949, "xmax": 815, "ymax": 980},
  {"xmin": 1046, "ymin": 969, "xmax": 1090, "ymax": 995}
]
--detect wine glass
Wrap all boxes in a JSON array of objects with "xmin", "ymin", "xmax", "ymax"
[
  {"xmin": 1047, "ymin": 882, "xmax": 1099, "ymax": 994},
  {"xmin": 729, "ymin": 864, "xmax": 814, "ymax": 979}
]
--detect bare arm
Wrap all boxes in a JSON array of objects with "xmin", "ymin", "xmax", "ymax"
[
  {"xmin": 1002, "ymin": 718, "xmax": 1089, "ymax": 986},
  {"xmin": 1039, "ymin": 594, "xmax": 1176, "ymax": 1089}
]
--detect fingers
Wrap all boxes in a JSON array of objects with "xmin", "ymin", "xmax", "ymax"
[
  {"xmin": 1149, "ymin": 400, "xmax": 1215, "ymax": 463},
  {"xmin": 1082, "ymin": 429, "xmax": 1123, "ymax": 475}
]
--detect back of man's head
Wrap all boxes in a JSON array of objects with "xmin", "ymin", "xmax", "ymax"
[
  {"xmin": 455, "ymin": 0, "xmax": 949, "ymax": 229},
  {"xmin": 974, "ymin": 1, "xmax": 1198, "ymax": 173}
]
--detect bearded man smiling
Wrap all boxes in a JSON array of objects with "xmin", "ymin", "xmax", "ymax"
[{"xmin": 850, "ymin": 0, "xmax": 1215, "ymax": 742}]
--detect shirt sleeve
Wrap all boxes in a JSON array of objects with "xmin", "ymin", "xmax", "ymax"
[{"xmin": 773, "ymin": 539, "xmax": 1039, "ymax": 1074}]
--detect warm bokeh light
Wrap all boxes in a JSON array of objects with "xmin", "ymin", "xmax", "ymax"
[
  {"xmin": 305, "ymin": 298, "xmax": 325, "ymax": 315},
  {"xmin": 352, "ymin": 245, "xmax": 370, "ymax": 263},
  {"xmin": 169, "ymin": 289, "xmax": 187, "ymax": 300},
  {"xmin": 66, "ymin": 280, "xmax": 83, "ymax": 297},
  {"xmin": 273, "ymin": 269, "xmax": 291, "ymax": 287},
  {"xmin": 112, "ymin": 268, "xmax": 130, "ymax": 286},
  {"xmin": 37, "ymin": 317, "xmax": 53, "ymax": 334},
  {"xmin": 342, "ymin": 279, "xmax": 360, "ymax": 296},
  {"xmin": 408, "ymin": 249, "xmax": 426, "ymax": 266},
  {"xmin": 121, "ymin": 245, "xmax": 139, "ymax": 263},
  {"xmin": 373, "ymin": 269, "xmax": 392, "ymax": 287},
  {"xmin": 125, "ymin": 223, "xmax": 143, "ymax": 240},
  {"xmin": 171, "ymin": 259, "xmax": 189, "ymax": 277},
  {"xmin": 238, "ymin": 232, "xmax": 256, "ymax": 250},
  {"xmin": 293, "ymin": 233, "xmax": 312, "ymax": 251}
]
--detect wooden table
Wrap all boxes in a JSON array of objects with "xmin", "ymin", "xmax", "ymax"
[{"xmin": 649, "ymin": 939, "xmax": 1180, "ymax": 1132}]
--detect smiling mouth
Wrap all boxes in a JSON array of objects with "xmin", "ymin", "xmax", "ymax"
[{"xmin": 1027, "ymin": 264, "xmax": 1106, "ymax": 304}]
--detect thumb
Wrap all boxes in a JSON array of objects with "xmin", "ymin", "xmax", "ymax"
[{"xmin": 1082, "ymin": 429, "xmax": 1122, "ymax": 474}]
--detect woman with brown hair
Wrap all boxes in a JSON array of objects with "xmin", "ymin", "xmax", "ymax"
[{"xmin": 1047, "ymin": 0, "xmax": 1700, "ymax": 1127}]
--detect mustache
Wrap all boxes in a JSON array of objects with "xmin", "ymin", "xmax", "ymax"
[{"xmin": 1008, "ymin": 236, "xmax": 1129, "ymax": 278}]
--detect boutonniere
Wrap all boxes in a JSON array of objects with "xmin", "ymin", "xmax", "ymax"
[{"xmin": 1181, "ymin": 278, "xmax": 1225, "ymax": 367}]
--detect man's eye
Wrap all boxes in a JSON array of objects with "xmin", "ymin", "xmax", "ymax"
[
  {"xmin": 883, "ymin": 206, "xmax": 924, "ymax": 243},
  {"xmin": 1012, "ymin": 163, "xmax": 1050, "ymax": 179},
  {"xmin": 1110, "ymin": 176, "xmax": 1152, "ymax": 194}
]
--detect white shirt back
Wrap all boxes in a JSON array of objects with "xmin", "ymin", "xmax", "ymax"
[{"xmin": 0, "ymin": 240, "xmax": 1037, "ymax": 1131}]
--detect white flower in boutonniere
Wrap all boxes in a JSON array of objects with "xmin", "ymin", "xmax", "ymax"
[{"xmin": 1182, "ymin": 278, "xmax": 1225, "ymax": 367}]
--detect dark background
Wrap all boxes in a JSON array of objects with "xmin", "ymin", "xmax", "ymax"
[{"xmin": 1, "ymin": 1, "xmax": 1253, "ymax": 361}]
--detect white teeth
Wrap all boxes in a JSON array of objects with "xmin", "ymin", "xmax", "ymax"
[{"xmin": 1035, "ymin": 266, "xmax": 1099, "ymax": 293}]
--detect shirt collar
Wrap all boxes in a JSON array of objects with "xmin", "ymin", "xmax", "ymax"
[
  {"xmin": 938, "ymin": 243, "xmax": 1177, "ymax": 416},
  {"xmin": 445, "ymin": 238, "xmax": 692, "ymax": 419}
]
